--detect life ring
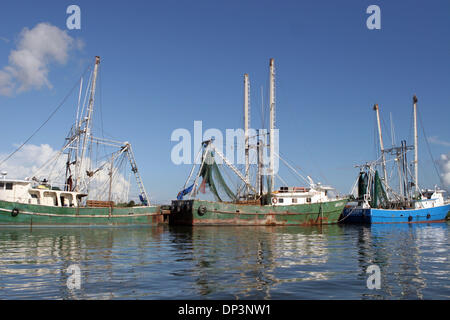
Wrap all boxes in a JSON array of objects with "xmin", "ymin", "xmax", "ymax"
[
  {"xmin": 198, "ymin": 206, "xmax": 207, "ymax": 216},
  {"xmin": 11, "ymin": 208, "xmax": 19, "ymax": 217},
  {"xmin": 272, "ymin": 197, "xmax": 278, "ymax": 205}
]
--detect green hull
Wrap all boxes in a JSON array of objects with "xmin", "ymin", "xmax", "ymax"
[
  {"xmin": 0, "ymin": 200, "xmax": 163, "ymax": 226},
  {"xmin": 169, "ymin": 199, "xmax": 348, "ymax": 226}
]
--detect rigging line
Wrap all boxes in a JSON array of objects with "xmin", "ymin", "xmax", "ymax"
[
  {"xmin": 97, "ymin": 64, "xmax": 107, "ymax": 156},
  {"xmin": 34, "ymin": 127, "xmax": 73, "ymax": 180},
  {"xmin": 275, "ymin": 152, "xmax": 310, "ymax": 186},
  {"xmin": 109, "ymin": 154, "xmax": 126, "ymax": 194},
  {"xmin": 277, "ymin": 149, "xmax": 317, "ymax": 182},
  {"xmin": 373, "ymin": 114, "xmax": 379, "ymax": 160},
  {"xmin": 0, "ymin": 63, "xmax": 92, "ymax": 168},
  {"xmin": 219, "ymin": 163, "xmax": 240, "ymax": 197},
  {"xmin": 349, "ymin": 174, "xmax": 359, "ymax": 195},
  {"xmin": 277, "ymin": 150, "xmax": 312, "ymax": 183},
  {"xmin": 47, "ymin": 151, "xmax": 64, "ymax": 182},
  {"xmin": 407, "ymin": 104, "xmax": 414, "ymax": 146},
  {"xmin": 79, "ymin": 70, "xmax": 93, "ymax": 131},
  {"xmin": 380, "ymin": 111, "xmax": 392, "ymax": 150},
  {"xmin": 275, "ymin": 173, "xmax": 288, "ymax": 187},
  {"xmin": 260, "ymin": 85, "xmax": 265, "ymax": 130},
  {"xmin": 417, "ymin": 108, "xmax": 444, "ymax": 187}
]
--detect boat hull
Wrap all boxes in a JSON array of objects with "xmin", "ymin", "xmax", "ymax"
[
  {"xmin": 169, "ymin": 199, "xmax": 348, "ymax": 226},
  {"xmin": 340, "ymin": 203, "xmax": 450, "ymax": 224},
  {"xmin": 0, "ymin": 200, "xmax": 163, "ymax": 226}
]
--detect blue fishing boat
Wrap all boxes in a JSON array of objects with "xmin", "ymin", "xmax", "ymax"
[{"xmin": 341, "ymin": 96, "xmax": 450, "ymax": 224}]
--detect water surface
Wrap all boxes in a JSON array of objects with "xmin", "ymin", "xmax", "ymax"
[{"xmin": 0, "ymin": 223, "xmax": 448, "ymax": 299}]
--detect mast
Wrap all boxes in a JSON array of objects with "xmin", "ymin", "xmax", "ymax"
[
  {"xmin": 244, "ymin": 73, "xmax": 250, "ymax": 195},
  {"xmin": 269, "ymin": 58, "xmax": 275, "ymax": 193},
  {"xmin": 76, "ymin": 56, "xmax": 100, "ymax": 192},
  {"xmin": 256, "ymin": 129, "xmax": 263, "ymax": 196},
  {"xmin": 397, "ymin": 149, "xmax": 404, "ymax": 197},
  {"xmin": 108, "ymin": 154, "xmax": 114, "ymax": 217},
  {"xmin": 373, "ymin": 104, "xmax": 388, "ymax": 187},
  {"xmin": 413, "ymin": 95, "xmax": 419, "ymax": 195}
]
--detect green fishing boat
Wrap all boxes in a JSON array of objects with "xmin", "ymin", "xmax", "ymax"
[
  {"xmin": 170, "ymin": 198, "xmax": 347, "ymax": 226},
  {"xmin": 0, "ymin": 57, "xmax": 162, "ymax": 226},
  {"xmin": 170, "ymin": 59, "xmax": 348, "ymax": 226}
]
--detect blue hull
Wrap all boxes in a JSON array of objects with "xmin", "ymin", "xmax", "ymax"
[{"xmin": 341, "ymin": 203, "xmax": 450, "ymax": 224}]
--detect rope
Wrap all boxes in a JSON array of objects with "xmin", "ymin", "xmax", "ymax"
[
  {"xmin": 0, "ymin": 63, "xmax": 92, "ymax": 168},
  {"xmin": 417, "ymin": 108, "xmax": 445, "ymax": 187},
  {"xmin": 336, "ymin": 204, "xmax": 358, "ymax": 223}
]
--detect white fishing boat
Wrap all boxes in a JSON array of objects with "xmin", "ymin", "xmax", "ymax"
[{"xmin": 0, "ymin": 56, "xmax": 162, "ymax": 226}]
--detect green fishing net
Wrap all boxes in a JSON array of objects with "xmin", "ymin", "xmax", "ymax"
[{"xmin": 199, "ymin": 150, "xmax": 237, "ymax": 202}]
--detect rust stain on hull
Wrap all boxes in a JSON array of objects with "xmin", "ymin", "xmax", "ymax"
[{"xmin": 169, "ymin": 199, "xmax": 346, "ymax": 226}]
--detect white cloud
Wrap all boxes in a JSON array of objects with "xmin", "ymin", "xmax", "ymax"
[
  {"xmin": 0, "ymin": 37, "xmax": 9, "ymax": 43},
  {"xmin": 0, "ymin": 144, "xmax": 132, "ymax": 203},
  {"xmin": 428, "ymin": 136, "xmax": 450, "ymax": 147},
  {"xmin": 0, "ymin": 70, "xmax": 14, "ymax": 96},
  {"xmin": 438, "ymin": 153, "xmax": 450, "ymax": 190},
  {"xmin": 0, "ymin": 23, "xmax": 79, "ymax": 96}
]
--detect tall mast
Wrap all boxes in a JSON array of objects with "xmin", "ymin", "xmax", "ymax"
[
  {"xmin": 269, "ymin": 58, "xmax": 275, "ymax": 193},
  {"xmin": 413, "ymin": 95, "xmax": 419, "ymax": 194},
  {"xmin": 373, "ymin": 104, "xmax": 388, "ymax": 187},
  {"xmin": 76, "ymin": 56, "xmax": 100, "ymax": 192},
  {"xmin": 244, "ymin": 73, "xmax": 250, "ymax": 195},
  {"xmin": 108, "ymin": 154, "xmax": 114, "ymax": 217},
  {"xmin": 256, "ymin": 129, "xmax": 263, "ymax": 196}
]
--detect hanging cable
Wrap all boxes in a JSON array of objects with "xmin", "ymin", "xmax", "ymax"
[
  {"xmin": 0, "ymin": 63, "xmax": 92, "ymax": 167},
  {"xmin": 417, "ymin": 108, "xmax": 445, "ymax": 187}
]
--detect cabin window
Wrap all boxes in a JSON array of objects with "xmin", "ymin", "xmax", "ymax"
[
  {"xmin": 44, "ymin": 191, "xmax": 58, "ymax": 206},
  {"xmin": 292, "ymin": 198, "xmax": 297, "ymax": 203},
  {"xmin": 0, "ymin": 182, "xmax": 3, "ymax": 188},
  {"xmin": 5, "ymin": 183, "xmax": 13, "ymax": 190},
  {"xmin": 278, "ymin": 198, "xmax": 284, "ymax": 203},
  {"xmin": 307, "ymin": 198, "xmax": 311, "ymax": 203}
]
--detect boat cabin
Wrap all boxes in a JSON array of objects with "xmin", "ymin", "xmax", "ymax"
[
  {"xmin": 414, "ymin": 189, "xmax": 446, "ymax": 209},
  {"xmin": 271, "ymin": 186, "xmax": 333, "ymax": 206},
  {"xmin": 0, "ymin": 178, "xmax": 86, "ymax": 207}
]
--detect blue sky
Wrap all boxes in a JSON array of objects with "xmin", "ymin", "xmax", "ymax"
[{"xmin": 0, "ymin": 0, "xmax": 449, "ymax": 203}]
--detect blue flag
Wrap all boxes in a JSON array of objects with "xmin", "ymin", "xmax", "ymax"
[{"xmin": 177, "ymin": 184, "xmax": 194, "ymax": 200}]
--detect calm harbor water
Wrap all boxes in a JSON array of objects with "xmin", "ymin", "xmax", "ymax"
[{"xmin": 0, "ymin": 222, "xmax": 448, "ymax": 300}]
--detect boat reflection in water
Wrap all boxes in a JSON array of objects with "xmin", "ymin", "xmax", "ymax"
[
  {"xmin": 0, "ymin": 223, "xmax": 448, "ymax": 299},
  {"xmin": 0, "ymin": 226, "xmax": 166, "ymax": 299},
  {"xmin": 168, "ymin": 225, "xmax": 352, "ymax": 299},
  {"xmin": 353, "ymin": 223, "xmax": 448, "ymax": 299}
]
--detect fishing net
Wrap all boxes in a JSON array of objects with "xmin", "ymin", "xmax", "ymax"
[
  {"xmin": 199, "ymin": 150, "xmax": 237, "ymax": 202},
  {"xmin": 357, "ymin": 171, "xmax": 368, "ymax": 200},
  {"xmin": 370, "ymin": 170, "xmax": 389, "ymax": 208}
]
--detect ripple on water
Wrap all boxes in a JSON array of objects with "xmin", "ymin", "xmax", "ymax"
[{"xmin": 0, "ymin": 223, "xmax": 448, "ymax": 299}]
